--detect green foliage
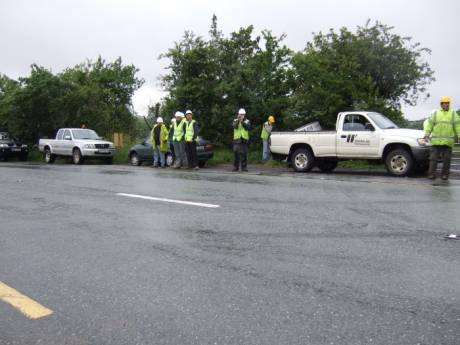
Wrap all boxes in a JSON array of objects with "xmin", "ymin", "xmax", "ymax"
[
  {"xmin": 160, "ymin": 15, "xmax": 292, "ymax": 144},
  {"xmin": 0, "ymin": 57, "xmax": 144, "ymax": 143},
  {"xmin": 289, "ymin": 20, "xmax": 434, "ymax": 128},
  {"xmin": 160, "ymin": 17, "xmax": 434, "ymax": 139}
]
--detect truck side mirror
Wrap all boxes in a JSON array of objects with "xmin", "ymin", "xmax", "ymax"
[
  {"xmin": 364, "ymin": 123, "xmax": 375, "ymax": 131},
  {"xmin": 64, "ymin": 135, "xmax": 71, "ymax": 140}
]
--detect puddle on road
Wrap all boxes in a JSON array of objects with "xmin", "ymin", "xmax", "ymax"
[{"xmin": 99, "ymin": 170, "xmax": 132, "ymax": 175}]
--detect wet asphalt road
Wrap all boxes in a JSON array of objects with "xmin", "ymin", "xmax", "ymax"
[{"xmin": 1, "ymin": 162, "xmax": 460, "ymax": 345}]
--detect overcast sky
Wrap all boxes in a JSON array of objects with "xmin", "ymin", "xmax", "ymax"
[{"xmin": 1, "ymin": 0, "xmax": 459, "ymax": 120}]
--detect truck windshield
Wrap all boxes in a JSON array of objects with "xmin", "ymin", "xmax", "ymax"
[
  {"xmin": 367, "ymin": 112, "xmax": 398, "ymax": 129},
  {"xmin": 72, "ymin": 129, "xmax": 101, "ymax": 140}
]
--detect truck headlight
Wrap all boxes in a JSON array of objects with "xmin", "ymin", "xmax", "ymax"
[
  {"xmin": 417, "ymin": 138, "xmax": 430, "ymax": 146},
  {"xmin": 0, "ymin": 143, "xmax": 8, "ymax": 148},
  {"xmin": 84, "ymin": 143, "xmax": 95, "ymax": 148}
]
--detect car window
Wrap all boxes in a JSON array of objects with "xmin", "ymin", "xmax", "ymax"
[
  {"xmin": 72, "ymin": 129, "xmax": 100, "ymax": 140},
  {"xmin": 63, "ymin": 130, "xmax": 71, "ymax": 139},
  {"xmin": 57, "ymin": 130, "xmax": 64, "ymax": 140},
  {"xmin": 343, "ymin": 114, "xmax": 368, "ymax": 131}
]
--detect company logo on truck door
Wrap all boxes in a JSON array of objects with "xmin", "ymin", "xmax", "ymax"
[
  {"xmin": 346, "ymin": 134, "xmax": 370, "ymax": 145},
  {"xmin": 346, "ymin": 134, "xmax": 357, "ymax": 143}
]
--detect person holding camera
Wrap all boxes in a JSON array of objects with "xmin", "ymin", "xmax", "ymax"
[{"xmin": 232, "ymin": 108, "xmax": 251, "ymax": 172}]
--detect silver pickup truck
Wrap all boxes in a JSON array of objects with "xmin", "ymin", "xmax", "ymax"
[{"xmin": 39, "ymin": 128, "xmax": 115, "ymax": 164}]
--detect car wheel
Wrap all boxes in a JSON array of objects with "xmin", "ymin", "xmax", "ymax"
[
  {"xmin": 385, "ymin": 149, "xmax": 414, "ymax": 176},
  {"xmin": 130, "ymin": 152, "xmax": 141, "ymax": 166},
  {"xmin": 72, "ymin": 148, "xmax": 84, "ymax": 165},
  {"xmin": 291, "ymin": 148, "xmax": 315, "ymax": 172},
  {"xmin": 105, "ymin": 157, "xmax": 114, "ymax": 165},
  {"xmin": 317, "ymin": 159, "xmax": 337, "ymax": 172},
  {"xmin": 20, "ymin": 154, "xmax": 28, "ymax": 161},
  {"xmin": 44, "ymin": 148, "xmax": 55, "ymax": 164}
]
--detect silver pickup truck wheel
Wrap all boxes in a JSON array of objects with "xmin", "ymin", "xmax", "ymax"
[
  {"xmin": 44, "ymin": 148, "xmax": 56, "ymax": 164},
  {"xmin": 385, "ymin": 149, "xmax": 414, "ymax": 176},
  {"xmin": 72, "ymin": 148, "xmax": 84, "ymax": 165},
  {"xmin": 292, "ymin": 148, "xmax": 315, "ymax": 172}
]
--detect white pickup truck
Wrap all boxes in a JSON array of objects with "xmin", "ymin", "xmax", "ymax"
[
  {"xmin": 39, "ymin": 128, "xmax": 116, "ymax": 164},
  {"xmin": 270, "ymin": 111, "xmax": 431, "ymax": 176}
]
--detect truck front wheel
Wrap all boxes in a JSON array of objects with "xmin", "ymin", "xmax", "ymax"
[
  {"xmin": 292, "ymin": 148, "xmax": 315, "ymax": 172},
  {"xmin": 72, "ymin": 148, "xmax": 84, "ymax": 165},
  {"xmin": 385, "ymin": 149, "xmax": 414, "ymax": 176}
]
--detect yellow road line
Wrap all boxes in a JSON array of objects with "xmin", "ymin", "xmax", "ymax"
[{"xmin": 0, "ymin": 281, "xmax": 53, "ymax": 319}]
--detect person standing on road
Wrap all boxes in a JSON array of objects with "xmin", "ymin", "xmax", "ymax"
[
  {"xmin": 184, "ymin": 110, "xmax": 200, "ymax": 170},
  {"xmin": 232, "ymin": 108, "xmax": 251, "ymax": 172},
  {"xmin": 172, "ymin": 111, "xmax": 188, "ymax": 169},
  {"xmin": 424, "ymin": 96, "xmax": 460, "ymax": 180},
  {"xmin": 260, "ymin": 115, "xmax": 275, "ymax": 161},
  {"xmin": 168, "ymin": 117, "xmax": 176, "ymax": 162},
  {"xmin": 150, "ymin": 117, "xmax": 169, "ymax": 168}
]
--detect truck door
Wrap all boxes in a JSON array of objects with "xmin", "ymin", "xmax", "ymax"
[
  {"xmin": 53, "ymin": 129, "xmax": 64, "ymax": 154},
  {"xmin": 62, "ymin": 129, "xmax": 73, "ymax": 156},
  {"xmin": 336, "ymin": 114, "xmax": 380, "ymax": 157}
]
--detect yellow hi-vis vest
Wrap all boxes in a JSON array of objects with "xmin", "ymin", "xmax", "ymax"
[
  {"xmin": 185, "ymin": 120, "xmax": 196, "ymax": 142},
  {"xmin": 234, "ymin": 122, "xmax": 249, "ymax": 141},
  {"xmin": 424, "ymin": 109, "xmax": 460, "ymax": 147},
  {"xmin": 173, "ymin": 119, "xmax": 185, "ymax": 141}
]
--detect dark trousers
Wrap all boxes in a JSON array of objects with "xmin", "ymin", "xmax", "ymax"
[
  {"xmin": 428, "ymin": 145, "xmax": 452, "ymax": 177},
  {"xmin": 185, "ymin": 141, "xmax": 198, "ymax": 168},
  {"xmin": 233, "ymin": 142, "xmax": 248, "ymax": 170}
]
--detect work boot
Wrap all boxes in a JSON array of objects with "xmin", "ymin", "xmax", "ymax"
[
  {"xmin": 441, "ymin": 175, "xmax": 449, "ymax": 180},
  {"xmin": 242, "ymin": 167, "xmax": 248, "ymax": 172},
  {"xmin": 232, "ymin": 168, "xmax": 239, "ymax": 172}
]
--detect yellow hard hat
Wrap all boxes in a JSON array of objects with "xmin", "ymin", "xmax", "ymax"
[
  {"xmin": 268, "ymin": 115, "xmax": 275, "ymax": 123},
  {"xmin": 440, "ymin": 96, "xmax": 451, "ymax": 103}
]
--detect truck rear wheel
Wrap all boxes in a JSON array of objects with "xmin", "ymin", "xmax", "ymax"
[
  {"xmin": 72, "ymin": 148, "xmax": 84, "ymax": 165},
  {"xmin": 44, "ymin": 148, "xmax": 55, "ymax": 164},
  {"xmin": 317, "ymin": 159, "xmax": 338, "ymax": 173},
  {"xmin": 292, "ymin": 148, "xmax": 315, "ymax": 172},
  {"xmin": 385, "ymin": 149, "xmax": 414, "ymax": 176}
]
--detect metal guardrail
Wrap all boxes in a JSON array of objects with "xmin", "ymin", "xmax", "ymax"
[{"xmin": 452, "ymin": 143, "xmax": 460, "ymax": 172}]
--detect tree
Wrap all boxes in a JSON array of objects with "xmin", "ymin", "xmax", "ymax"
[
  {"xmin": 160, "ymin": 15, "xmax": 292, "ymax": 144},
  {"xmin": 289, "ymin": 21, "xmax": 434, "ymax": 129},
  {"xmin": 0, "ymin": 57, "xmax": 144, "ymax": 143}
]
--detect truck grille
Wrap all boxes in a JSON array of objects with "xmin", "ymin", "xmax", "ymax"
[{"xmin": 95, "ymin": 144, "xmax": 109, "ymax": 149}]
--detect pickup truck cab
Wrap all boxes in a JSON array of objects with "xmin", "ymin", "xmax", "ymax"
[
  {"xmin": 39, "ymin": 128, "xmax": 115, "ymax": 164},
  {"xmin": 270, "ymin": 111, "xmax": 430, "ymax": 176}
]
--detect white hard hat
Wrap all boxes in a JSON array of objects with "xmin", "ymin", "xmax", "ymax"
[
  {"xmin": 174, "ymin": 111, "xmax": 184, "ymax": 118},
  {"xmin": 156, "ymin": 117, "xmax": 163, "ymax": 123},
  {"xmin": 238, "ymin": 108, "xmax": 246, "ymax": 115},
  {"xmin": 185, "ymin": 109, "xmax": 193, "ymax": 115}
]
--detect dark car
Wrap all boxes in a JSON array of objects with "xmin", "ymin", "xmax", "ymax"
[
  {"xmin": 0, "ymin": 131, "xmax": 28, "ymax": 161},
  {"xmin": 128, "ymin": 136, "xmax": 214, "ymax": 167}
]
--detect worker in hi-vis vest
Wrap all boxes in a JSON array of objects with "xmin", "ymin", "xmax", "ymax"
[
  {"xmin": 423, "ymin": 96, "xmax": 460, "ymax": 180},
  {"xmin": 172, "ymin": 111, "xmax": 188, "ymax": 168},
  {"xmin": 184, "ymin": 109, "xmax": 200, "ymax": 170},
  {"xmin": 260, "ymin": 115, "xmax": 275, "ymax": 161},
  {"xmin": 232, "ymin": 108, "xmax": 251, "ymax": 172}
]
